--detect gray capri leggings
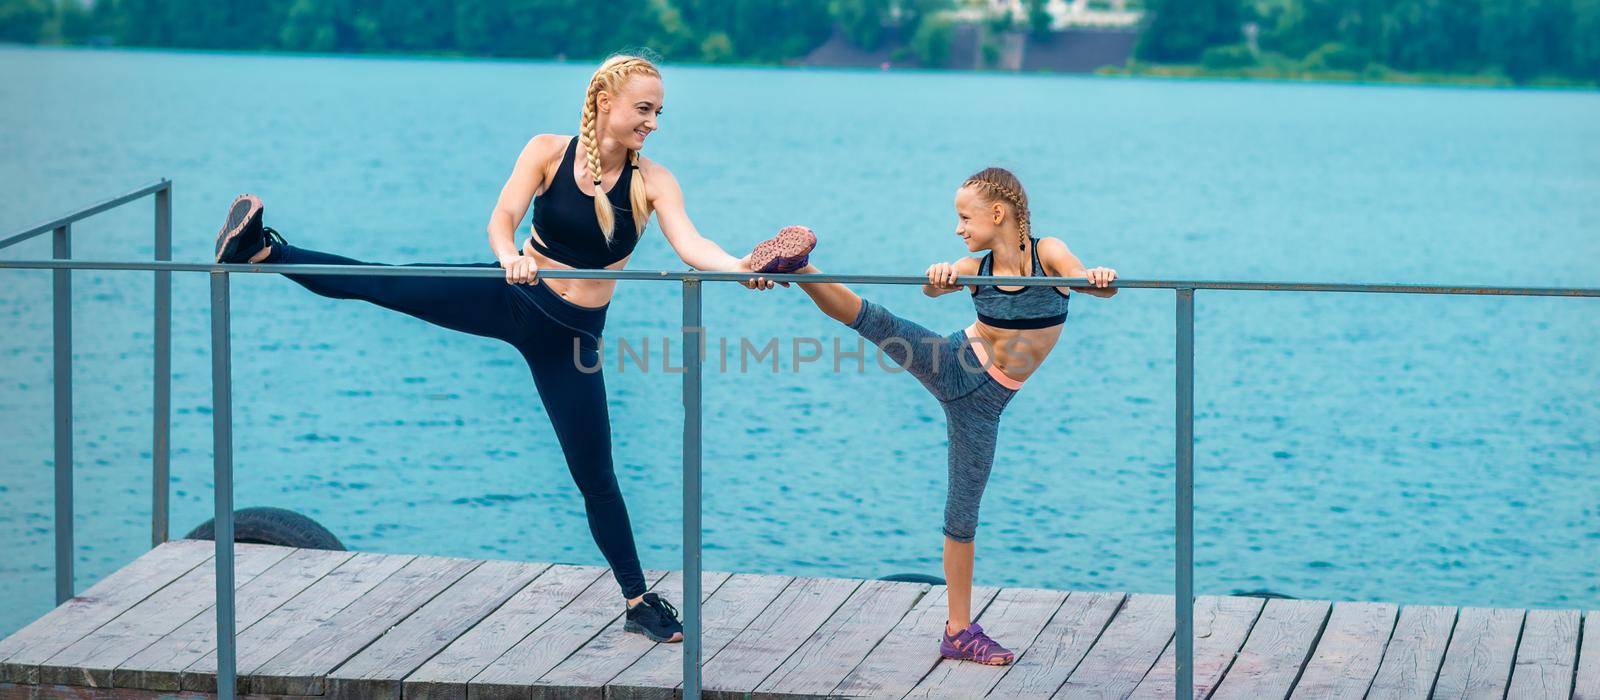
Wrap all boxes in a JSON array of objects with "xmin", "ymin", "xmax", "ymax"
[{"xmin": 847, "ymin": 298, "xmax": 1019, "ymax": 542}]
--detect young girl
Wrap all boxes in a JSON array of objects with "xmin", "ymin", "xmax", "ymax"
[{"xmin": 791, "ymin": 167, "xmax": 1116, "ymax": 664}]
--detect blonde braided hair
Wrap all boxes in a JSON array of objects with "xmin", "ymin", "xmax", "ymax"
[
  {"xmin": 580, "ymin": 54, "xmax": 660, "ymax": 242},
  {"xmin": 963, "ymin": 167, "xmax": 1031, "ymax": 252}
]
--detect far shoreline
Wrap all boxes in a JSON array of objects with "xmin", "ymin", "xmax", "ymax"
[{"xmin": 4, "ymin": 41, "xmax": 1595, "ymax": 94}]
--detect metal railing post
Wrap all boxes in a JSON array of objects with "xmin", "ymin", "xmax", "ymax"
[
  {"xmin": 210, "ymin": 271, "xmax": 237, "ymax": 700},
  {"xmin": 681, "ymin": 280, "xmax": 703, "ymax": 700},
  {"xmin": 153, "ymin": 183, "xmax": 172, "ymax": 546},
  {"xmin": 52, "ymin": 225, "xmax": 73, "ymax": 604},
  {"xmin": 1176, "ymin": 288, "xmax": 1195, "ymax": 698}
]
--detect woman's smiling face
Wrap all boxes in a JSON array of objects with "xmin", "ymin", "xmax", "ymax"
[{"xmin": 602, "ymin": 74, "xmax": 663, "ymax": 151}]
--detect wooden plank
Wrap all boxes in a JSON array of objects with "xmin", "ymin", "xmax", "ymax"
[
  {"xmin": 1430, "ymin": 606, "xmax": 1524, "ymax": 699},
  {"xmin": 1366, "ymin": 605, "xmax": 1457, "ymax": 700},
  {"xmin": 246, "ymin": 554, "xmax": 480, "ymax": 695},
  {"xmin": 401, "ymin": 564, "xmax": 606, "ymax": 700},
  {"xmin": 114, "ymin": 548, "xmax": 354, "ymax": 691},
  {"xmin": 0, "ymin": 681, "xmax": 302, "ymax": 699},
  {"xmin": 1126, "ymin": 595, "xmax": 1266, "ymax": 700},
  {"xmin": 1506, "ymin": 608, "xmax": 1580, "ymax": 700},
  {"xmin": 829, "ymin": 585, "xmax": 1000, "ymax": 699},
  {"xmin": 752, "ymin": 579, "xmax": 928, "ymax": 699},
  {"xmin": 1576, "ymin": 611, "xmax": 1600, "ymax": 700},
  {"xmin": 1288, "ymin": 601, "xmax": 1399, "ymax": 699},
  {"xmin": 321, "ymin": 559, "xmax": 549, "ymax": 700},
  {"xmin": 465, "ymin": 569, "xmax": 669, "ymax": 700},
  {"xmin": 0, "ymin": 540, "xmax": 213, "ymax": 684},
  {"xmin": 1208, "ymin": 598, "xmax": 1331, "ymax": 700},
  {"xmin": 606, "ymin": 573, "xmax": 794, "ymax": 700},
  {"xmin": 906, "ymin": 587, "xmax": 1068, "ymax": 699},
  {"xmin": 992, "ymin": 591, "xmax": 1127, "ymax": 700},
  {"xmin": 179, "ymin": 551, "xmax": 415, "ymax": 692},
  {"xmin": 529, "ymin": 571, "xmax": 733, "ymax": 700},
  {"xmin": 697, "ymin": 575, "xmax": 861, "ymax": 700},
  {"xmin": 34, "ymin": 544, "xmax": 293, "ymax": 687},
  {"xmin": 1053, "ymin": 593, "xmax": 1175, "ymax": 699}
]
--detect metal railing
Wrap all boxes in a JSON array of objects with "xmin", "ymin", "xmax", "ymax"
[
  {"xmin": 3, "ymin": 182, "xmax": 1597, "ymax": 700},
  {"xmin": 0, "ymin": 179, "xmax": 173, "ymax": 605}
]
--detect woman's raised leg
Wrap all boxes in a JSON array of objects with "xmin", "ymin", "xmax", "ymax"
[
  {"xmin": 269, "ymin": 244, "xmax": 526, "ymax": 344},
  {"xmin": 216, "ymin": 194, "xmax": 524, "ymax": 344}
]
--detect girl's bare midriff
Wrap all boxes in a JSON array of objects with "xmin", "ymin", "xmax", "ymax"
[
  {"xmin": 522, "ymin": 234, "xmax": 628, "ymax": 308},
  {"xmin": 969, "ymin": 315, "xmax": 1065, "ymax": 383}
]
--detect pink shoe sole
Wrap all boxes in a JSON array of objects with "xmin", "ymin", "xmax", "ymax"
[
  {"xmin": 748, "ymin": 225, "xmax": 816, "ymax": 274},
  {"xmin": 214, "ymin": 194, "xmax": 263, "ymax": 263}
]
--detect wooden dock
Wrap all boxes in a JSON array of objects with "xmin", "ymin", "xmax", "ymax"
[{"xmin": 0, "ymin": 539, "xmax": 1595, "ymax": 699}]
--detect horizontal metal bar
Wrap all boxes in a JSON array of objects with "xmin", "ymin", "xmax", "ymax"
[
  {"xmin": 0, "ymin": 180, "xmax": 171, "ymax": 250},
  {"xmin": 0, "ymin": 258, "xmax": 1597, "ymax": 298}
]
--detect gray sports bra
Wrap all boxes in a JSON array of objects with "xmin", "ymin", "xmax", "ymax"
[{"xmin": 970, "ymin": 238, "xmax": 1070, "ymax": 330}]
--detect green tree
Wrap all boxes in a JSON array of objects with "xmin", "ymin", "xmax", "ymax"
[
  {"xmin": 670, "ymin": 0, "xmax": 829, "ymax": 62},
  {"xmin": 1574, "ymin": 0, "xmax": 1600, "ymax": 80},
  {"xmin": 910, "ymin": 13, "xmax": 953, "ymax": 66},
  {"xmin": 1201, "ymin": 43, "xmax": 1257, "ymax": 68},
  {"xmin": 896, "ymin": 0, "xmax": 952, "ymax": 30},
  {"xmin": 830, "ymin": 0, "xmax": 891, "ymax": 50},
  {"xmin": 1025, "ymin": 0, "xmax": 1052, "ymax": 40},
  {"xmin": 54, "ymin": 0, "xmax": 98, "ymax": 43},
  {"xmin": 454, "ymin": 0, "xmax": 511, "ymax": 55},
  {"xmin": 0, "ymin": 0, "xmax": 49, "ymax": 43},
  {"xmin": 643, "ymin": 0, "xmax": 699, "ymax": 60},
  {"xmin": 1303, "ymin": 40, "xmax": 1369, "ymax": 70},
  {"xmin": 280, "ymin": 0, "xmax": 338, "ymax": 52},
  {"xmin": 1138, "ymin": 0, "xmax": 1243, "ymax": 62},
  {"xmin": 365, "ymin": 0, "xmax": 455, "ymax": 53},
  {"xmin": 699, "ymin": 30, "xmax": 733, "ymax": 61}
]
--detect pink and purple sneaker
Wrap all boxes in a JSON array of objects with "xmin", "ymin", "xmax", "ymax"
[
  {"xmin": 746, "ymin": 225, "xmax": 816, "ymax": 274},
  {"xmin": 940, "ymin": 622, "xmax": 1015, "ymax": 665}
]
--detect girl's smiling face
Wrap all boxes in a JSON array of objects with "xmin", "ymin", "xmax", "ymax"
[{"xmin": 953, "ymin": 185, "xmax": 1009, "ymax": 253}]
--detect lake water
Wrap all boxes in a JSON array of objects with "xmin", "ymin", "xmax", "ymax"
[{"xmin": 1, "ymin": 46, "xmax": 1597, "ymax": 637}]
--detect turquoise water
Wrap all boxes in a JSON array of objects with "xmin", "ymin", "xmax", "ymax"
[{"xmin": 1, "ymin": 46, "xmax": 1597, "ymax": 638}]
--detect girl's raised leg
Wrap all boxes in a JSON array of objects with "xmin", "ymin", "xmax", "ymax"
[{"xmin": 793, "ymin": 263, "xmax": 863, "ymax": 325}]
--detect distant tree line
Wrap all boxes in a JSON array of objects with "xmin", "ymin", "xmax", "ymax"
[
  {"xmin": 1, "ymin": 0, "xmax": 1595, "ymax": 84},
  {"xmin": 1139, "ymin": 0, "xmax": 1600, "ymax": 83},
  {"xmin": 0, "ymin": 0, "xmax": 966, "ymax": 65}
]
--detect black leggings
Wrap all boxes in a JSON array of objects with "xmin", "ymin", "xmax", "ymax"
[{"xmin": 267, "ymin": 244, "xmax": 647, "ymax": 599}]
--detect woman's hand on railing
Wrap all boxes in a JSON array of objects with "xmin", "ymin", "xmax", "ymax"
[
  {"xmin": 732, "ymin": 257, "xmax": 782, "ymax": 291},
  {"xmin": 499, "ymin": 252, "xmax": 539, "ymax": 285}
]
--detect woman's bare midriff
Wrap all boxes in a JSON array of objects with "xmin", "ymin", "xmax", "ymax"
[
  {"xmin": 968, "ymin": 321, "xmax": 1064, "ymax": 383},
  {"xmin": 521, "ymin": 238, "xmax": 626, "ymax": 308}
]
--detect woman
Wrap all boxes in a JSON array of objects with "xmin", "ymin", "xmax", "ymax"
[
  {"xmin": 790, "ymin": 167, "xmax": 1116, "ymax": 663},
  {"xmin": 211, "ymin": 54, "xmax": 815, "ymax": 643}
]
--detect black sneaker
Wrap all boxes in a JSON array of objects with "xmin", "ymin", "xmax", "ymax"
[
  {"xmin": 624, "ymin": 592, "xmax": 684, "ymax": 643},
  {"xmin": 214, "ymin": 194, "xmax": 284, "ymax": 263}
]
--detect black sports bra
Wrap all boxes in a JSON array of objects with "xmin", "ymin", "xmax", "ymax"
[{"xmin": 528, "ymin": 137, "xmax": 641, "ymax": 268}]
